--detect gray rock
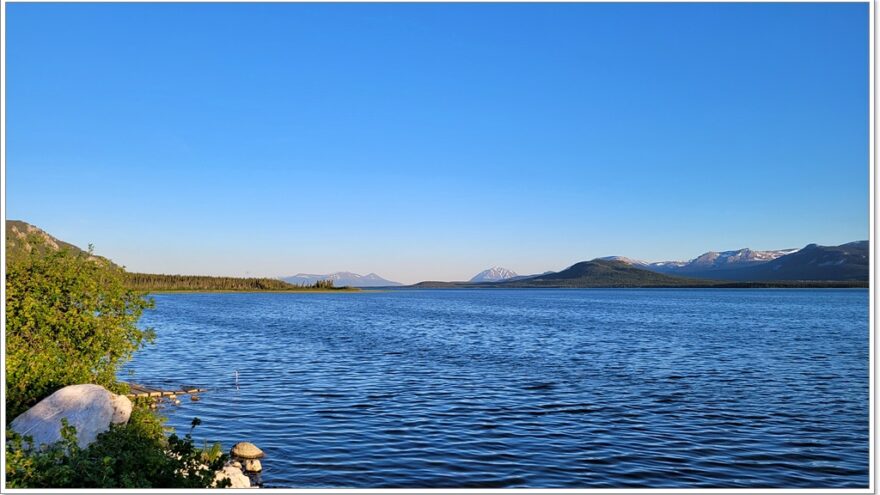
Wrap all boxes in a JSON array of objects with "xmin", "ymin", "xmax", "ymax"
[{"xmin": 10, "ymin": 384, "xmax": 132, "ymax": 449}]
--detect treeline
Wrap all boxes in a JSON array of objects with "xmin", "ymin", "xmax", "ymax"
[
  {"xmin": 305, "ymin": 279, "xmax": 336, "ymax": 289},
  {"xmin": 124, "ymin": 273, "xmax": 349, "ymax": 291}
]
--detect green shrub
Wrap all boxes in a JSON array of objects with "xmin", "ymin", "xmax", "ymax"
[
  {"xmin": 5, "ymin": 405, "xmax": 230, "ymax": 488},
  {"xmin": 5, "ymin": 240, "xmax": 155, "ymax": 420},
  {"xmin": 5, "ymin": 237, "xmax": 228, "ymax": 488}
]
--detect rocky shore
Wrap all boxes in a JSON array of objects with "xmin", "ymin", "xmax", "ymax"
[{"xmin": 9, "ymin": 383, "xmax": 260, "ymax": 489}]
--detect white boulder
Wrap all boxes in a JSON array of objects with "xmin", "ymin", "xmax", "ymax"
[
  {"xmin": 213, "ymin": 463, "xmax": 251, "ymax": 488},
  {"xmin": 10, "ymin": 384, "xmax": 132, "ymax": 449}
]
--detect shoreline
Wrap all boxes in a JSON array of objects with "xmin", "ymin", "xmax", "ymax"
[
  {"xmin": 398, "ymin": 284, "xmax": 870, "ymax": 290},
  {"xmin": 142, "ymin": 285, "xmax": 869, "ymax": 294},
  {"xmin": 142, "ymin": 288, "xmax": 361, "ymax": 294}
]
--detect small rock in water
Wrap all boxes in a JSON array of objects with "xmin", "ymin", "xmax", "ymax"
[
  {"xmin": 230, "ymin": 441, "xmax": 265, "ymax": 459},
  {"xmin": 190, "ymin": 395, "xmax": 201, "ymax": 402},
  {"xmin": 244, "ymin": 459, "xmax": 262, "ymax": 472}
]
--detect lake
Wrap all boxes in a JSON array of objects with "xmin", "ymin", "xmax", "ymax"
[{"xmin": 121, "ymin": 289, "xmax": 869, "ymax": 488}]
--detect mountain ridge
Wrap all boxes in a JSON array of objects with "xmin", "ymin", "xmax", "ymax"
[
  {"xmin": 470, "ymin": 267, "xmax": 519, "ymax": 283},
  {"xmin": 411, "ymin": 241, "xmax": 868, "ymax": 288},
  {"xmin": 605, "ymin": 242, "xmax": 867, "ymax": 282},
  {"xmin": 498, "ymin": 259, "xmax": 712, "ymax": 287},
  {"xmin": 649, "ymin": 248, "xmax": 801, "ymax": 274}
]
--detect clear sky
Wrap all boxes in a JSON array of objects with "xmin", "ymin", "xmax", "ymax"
[{"xmin": 6, "ymin": 3, "xmax": 869, "ymax": 284}]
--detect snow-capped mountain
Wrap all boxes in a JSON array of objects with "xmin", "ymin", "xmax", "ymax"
[
  {"xmin": 470, "ymin": 267, "xmax": 519, "ymax": 283},
  {"xmin": 281, "ymin": 272, "xmax": 402, "ymax": 287},
  {"xmin": 598, "ymin": 248, "xmax": 802, "ymax": 277},
  {"xmin": 650, "ymin": 248, "xmax": 801, "ymax": 274},
  {"xmin": 644, "ymin": 242, "xmax": 866, "ymax": 282},
  {"xmin": 716, "ymin": 242, "xmax": 868, "ymax": 281}
]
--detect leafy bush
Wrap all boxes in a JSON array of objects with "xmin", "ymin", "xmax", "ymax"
[
  {"xmin": 5, "ymin": 406, "xmax": 229, "ymax": 488},
  {"xmin": 5, "ymin": 240, "xmax": 155, "ymax": 419},
  {"xmin": 5, "ymin": 237, "xmax": 228, "ymax": 488}
]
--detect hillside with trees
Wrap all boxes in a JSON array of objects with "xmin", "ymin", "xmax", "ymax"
[
  {"xmin": 6, "ymin": 220, "xmax": 114, "ymax": 267},
  {"xmin": 6, "ymin": 221, "xmax": 351, "ymax": 292},
  {"xmin": 411, "ymin": 259, "xmax": 869, "ymax": 288}
]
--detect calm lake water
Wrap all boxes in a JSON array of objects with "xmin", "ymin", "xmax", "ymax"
[{"xmin": 122, "ymin": 289, "xmax": 869, "ymax": 488}]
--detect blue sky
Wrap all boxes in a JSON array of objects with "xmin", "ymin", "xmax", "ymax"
[{"xmin": 6, "ymin": 3, "xmax": 869, "ymax": 283}]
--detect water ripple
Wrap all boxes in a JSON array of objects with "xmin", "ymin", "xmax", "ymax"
[{"xmin": 122, "ymin": 289, "xmax": 869, "ymax": 488}]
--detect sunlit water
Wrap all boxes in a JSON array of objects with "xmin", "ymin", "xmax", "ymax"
[{"xmin": 121, "ymin": 289, "xmax": 869, "ymax": 488}]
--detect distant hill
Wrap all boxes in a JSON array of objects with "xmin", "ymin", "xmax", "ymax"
[
  {"xmin": 470, "ymin": 267, "xmax": 518, "ymax": 283},
  {"xmin": 282, "ymin": 271, "xmax": 402, "ymax": 287},
  {"xmin": 499, "ymin": 259, "xmax": 713, "ymax": 287},
  {"xmin": 410, "ymin": 254, "xmax": 868, "ymax": 289},
  {"xmin": 413, "ymin": 260, "xmax": 715, "ymax": 288}
]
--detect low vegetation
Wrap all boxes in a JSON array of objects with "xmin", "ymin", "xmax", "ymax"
[{"xmin": 6, "ymin": 410, "xmax": 228, "ymax": 488}]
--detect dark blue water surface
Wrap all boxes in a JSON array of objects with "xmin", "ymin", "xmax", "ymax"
[{"xmin": 122, "ymin": 289, "xmax": 869, "ymax": 488}]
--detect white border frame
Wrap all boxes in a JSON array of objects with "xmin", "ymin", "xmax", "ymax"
[{"xmin": 0, "ymin": 1, "xmax": 874, "ymax": 493}]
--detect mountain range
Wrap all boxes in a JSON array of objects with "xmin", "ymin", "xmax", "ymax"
[
  {"xmin": 413, "ymin": 260, "xmax": 714, "ymax": 289},
  {"xmin": 281, "ymin": 272, "xmax": 402, "ymax": 287},
  {"xmin": 6, "ymin": 220, "xmax": 868, "ymax": 289},
  {"xmin": 427, "ymin": 241, "xmax": 868, "ymax": 288},
  {"xmin": 602, "ymin": 242, "xmax": 868, "ymax": 282},
  {"xmin": 600, "ymin": 247, "xmax": 800, "ymax": 273}
]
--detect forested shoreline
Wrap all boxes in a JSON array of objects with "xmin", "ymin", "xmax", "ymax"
[{"xmin": 124, "ymin": 273, "xmax": 352, "ymax": 292}]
